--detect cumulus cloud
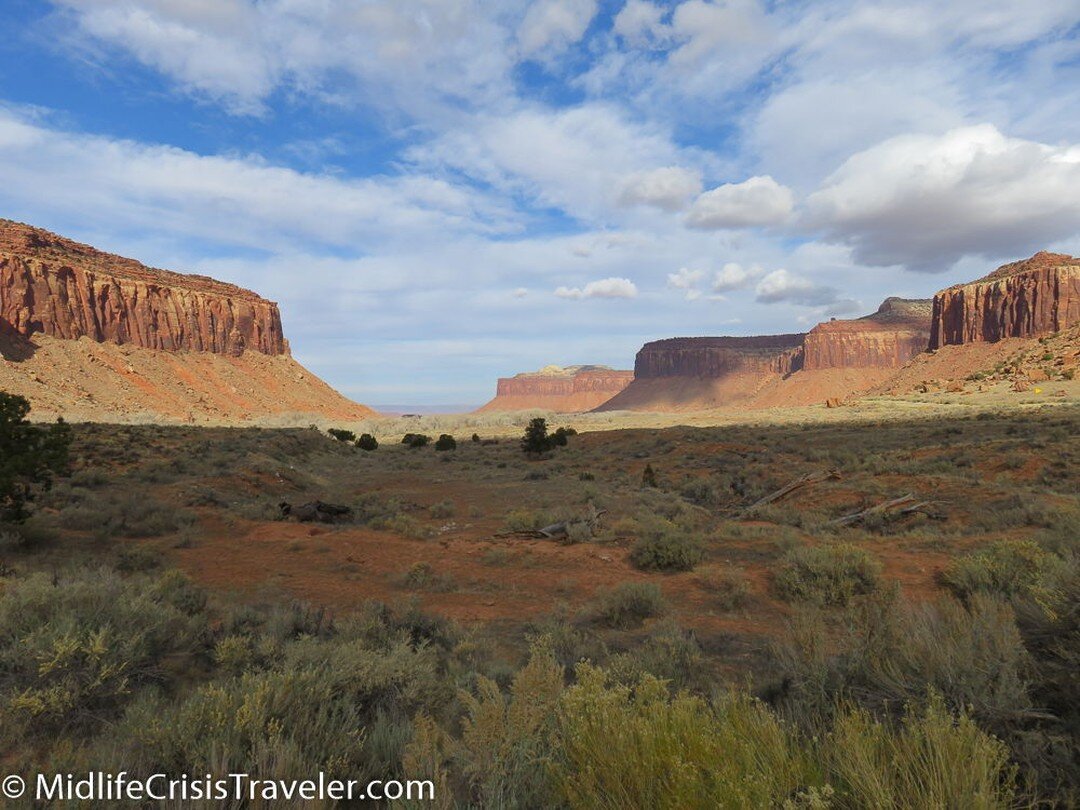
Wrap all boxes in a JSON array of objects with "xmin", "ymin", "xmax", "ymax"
[
  {"xmin": 712, "ymin": 262, "xmax": 761, "ymax": 292},
  {"xmin": 612, "ymin": 0, "xmax": 666, "ymax": 46},
  {"xmin": 754, "ymin": 269, "xmax": 839, "ymax": 306},
  {"xmin": 554, "ymin": 277, "xmax": 639, "ymax": 299},
  {"xmin": 517, "ymin": 0, "xmax": 598, "ymax": 57},
  {"xmin": 618, "ymin": 166, "xmax": 702, "ymax": 211},
  {"xmin": 666, "ymin": 266, "xmax": 704, "ymax": 299},
  {"xmin": 685, "ymin": 175, "xmax": 795, "ymax": 229},
  {"xmin": 804, "ymin": 124, "xmax": 1080, "ymax": 271}
]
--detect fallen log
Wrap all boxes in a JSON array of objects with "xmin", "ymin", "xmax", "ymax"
[
  {"xmin": 825, "ymin": 494, "xmax": 928, "ymax": 527},
  {"xmin": 494, "ymin": 505, "xmax": 608, "ymax": 542},
  {"xmin": 279, "ymin": 500, "xmax": 353, "ymax": 523},
  {"xmin": 741, "ymin": 469, "xmax": 841, "ymax": 516}
]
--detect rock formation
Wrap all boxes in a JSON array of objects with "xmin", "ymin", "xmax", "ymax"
[
  {"xmin": 0, "ymin": 219, "xmax": 372, "ymax": 424},
  {"xmin": 598, "ymin": 298, "xmax": 932, "ymax": 412},
  {"xmin": 803, "ymin": 298, "xmax": 932, "ymax": 370},
  {"xmin": 0, "ymin": 219, "xmax": 286, "ymax": 356},
  {"xmin": 929, "ymin": 252, "xmax": 1080, "ymax": 349},
  {"xmin": 477, "ymin": 365, "xmax": 634, "ymax": 412}
]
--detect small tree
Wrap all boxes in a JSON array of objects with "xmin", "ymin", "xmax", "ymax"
[
  {"xmin": 327, "ymin": 428, "xmax": 356, "ymax": 443},
  {"xmin": 471, "ymin": 433, "xmax": 481, "ymax": 443},
  {"xmin": 1, "ymin": 392, "xmax": 71, "ymax": 522},
  {"xmin": 434, "ymin": 434, "xmax": 457, "ymax": 451},
  {"xmin": 642, "ymin": 464, "xmax": 659, "ymax": 488},
  {"xmin": 356, "ymin": 433, "xmax": 379, "ymax": 451},
  {"xmin": 521, "ymin": 417, "xmax": 553, "ymax": 455},
  {"xmin": 402, "ymin": 433, "xmax": 431, "ymax": 448}
]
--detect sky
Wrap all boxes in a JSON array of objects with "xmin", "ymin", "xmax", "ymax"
[{"xmin": 1, "ymin": 1, "xmax": 1079, "ymax": 407}]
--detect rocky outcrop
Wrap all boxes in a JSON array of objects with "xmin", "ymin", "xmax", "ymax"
[
  {"xmin": 929, "ymin": 252, "xmax": 1080, "ymax": 349},
  {"xmin": 477, "ymin": 365, "xmax": 633, "ymax": 412},
  {"xmin": 599, "ymin": 299, "xmax": 933, "ymax": 412},
  {"xmin": 0, "ymin": 219, "xmax": 373, "ymax": 424},
  {"xmin": 0, "ymin": 219, "xmax": 286, "ymax": 356},
  {"xmin": 634, "ymin": 335, "xmax": 806, "ymax": 378},
  {"xmin": 803, "ymin": 298, "xmax": 931, "ymax": 370}
]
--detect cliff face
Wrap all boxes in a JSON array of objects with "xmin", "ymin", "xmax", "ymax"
[
  {"xmin": 634, "ymin": 335, "xmax": 805, "ymax": 378},
  {"xmin": 478, "ymin": 365, "xmax": 633, "ymax": 412},
  {"xmin": 803, "ymin": 298, "xmax": 931, "ymax": 370},
  {"xmin": 599, "ymin": 299, "xmax": 933, "ymax": 412},
  {"xmin": 0, "ymin": 220, "xmax": 286, "ymax": 356},
  {"xmin": 929, "ymin": 252, "xmax": 1080, "ymax": 349}
]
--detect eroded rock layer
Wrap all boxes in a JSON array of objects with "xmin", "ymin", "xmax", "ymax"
[
  {"xmin": 477, "ymin": 365, "xmax": 634, "ymax": 412},
  {"xmin": 803, "ymin": 298, "xmax": 932, "ymax": 370},
  {"xmin": 0, "ymin": 219, "xmax": 286, "ymax": 356},
  {"xmin": 929, "ymin": 252, "xmax": 1080, "ymax": 349},
  {"xmin": 599, "ymin": 299, "xmax": 933, "ymax": 412}
]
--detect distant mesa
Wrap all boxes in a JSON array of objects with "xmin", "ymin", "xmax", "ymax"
[
  {"xmin": 0, "ymin": 219, "xmax": 373, "ymax": 424},
  {"xmin": 477, "ymin": 364, "xmax": 634, "ymax": 413},
  {"xmin": 597, "ymin": 297, "xmax": 934, "ymax": 412}
]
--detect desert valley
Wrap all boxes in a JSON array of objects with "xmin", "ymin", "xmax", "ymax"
[
  {"xmin": 3, "ymin": 2, "xmax": 1080, "ymax": 807},
  {"xmin": 2, "ymin": 217, "xmax": 1079, "ymax": 807}
]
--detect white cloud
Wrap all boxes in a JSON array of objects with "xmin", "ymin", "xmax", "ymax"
[
  {"xmin": 409, "ymin": 103, "xmax": 698, "ymax": 225},
  {"xmin": 712, "ymin": 262, "xmax": 760, "ymax": 292},
  {"xmin": 555, "ymin": 277, "xmax": 639, "ymax": 299},
  {"xmin": 618, "ymin": 165, "xmax": 702, "ymax": 211},
  {"xmin": 512, "ymin": 287, "xmax": 529, "ymax": 298},
  {"xmin": 685, "ymin": 175, "xmax": 794, "ymax": 229},
  {"xmin": 804, "ymin": 124, "xmax": 1080, "ymax": 270},
  {"xmin": 612, "ymin": 0, "xmax": 665, "ymax": 46},
  {"xmin": 666, "ymin": 266, "xmax": 704, "ymax": 299},
  {"xmin": 755, "ymin": 269, "xmax": 838, "ymax": 306},
  {"xmin": 52, "ymin": 0, "xmax": 518, "ymax": 116},
  {"xmin": 517, "ymin": 0, "xmax": 598, "ymax": 57},
  {"xmin": 667, "ymin": 266, "xmax": 703, "ymax": 289},
  {"xmin": 0, "ymin": 106, "xmax": 516, "ymax": 250}
]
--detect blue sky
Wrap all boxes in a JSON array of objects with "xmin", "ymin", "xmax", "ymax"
[{"xmin": 1, "ymin": 1, "xmax": 1079, "ymax": 406}]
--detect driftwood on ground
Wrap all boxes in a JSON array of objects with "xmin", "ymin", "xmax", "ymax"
[
  {"xmin": 495, "ymin": 503, "xmax": 608, "ymax": 541},
  {"xmin": 825, "ymin": 494, "xmax": 943, "ymax": 527},
  {"xmin": 740, "ymin": 469, "xmax": 841, "ymax": 516},
  {"xmin": 279, "ymin": 500, "xmax": 353, "ymax": 523}
]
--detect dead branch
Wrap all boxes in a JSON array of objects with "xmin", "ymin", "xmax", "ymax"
[
  {"xmin": 825, "ymin": 494, "xmax": 920, "ymax": 527},
  {"xmin": 495, "ymin": 504, "xmax": 608, "ymax": 541},
  {"xmin": 741, "ymin": 469, "xmax": 841, "ymax": 516}
]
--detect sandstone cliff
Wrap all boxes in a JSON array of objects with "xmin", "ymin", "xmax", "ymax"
[
  {"xmin": 803, "ymin": 298, "xmax": 931, "ymax": 370},
  {"xmin": 477, "ymin": 365, "xmax": 634, "ymax": 412},
  {"xmin": 929, "ymin": 252, "xmax": 1080, "ymax": 349},
  {"xmin": 0, "ymin": 219, "xmax": 373, "ymax": 424},
  {"xmin": 0, "ymin": 219, "xmax": 286, "ymax": 356},
  {"xmin": 598, "ymin": 299, "xmax": 933, "ymax": 412}
]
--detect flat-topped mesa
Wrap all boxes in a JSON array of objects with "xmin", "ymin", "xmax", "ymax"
[
  {"xmin": 0, "ymin": 219, "xmax": 287, "ymax": 356},
  {"xmin": 478, "ymin": 364, "xmax": 634, "ymax": 412},
  {"xmin": 802, "ymin": 297, "xmax": 932, "ymax": 370},
  {"xmin": 929, "ymin": 251, "xmax": 1080, "ymax": 349},
  {"xmin": 634, "ymin": 334, "xmax": 806, "ymax": 378}
]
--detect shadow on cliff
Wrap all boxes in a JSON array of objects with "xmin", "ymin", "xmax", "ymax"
[{"xmin": 0, "ymin": 320, "xmax": 36, "ymax": 362}]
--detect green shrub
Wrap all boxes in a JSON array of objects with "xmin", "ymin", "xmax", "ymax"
[
  {"xmin": 774, "ymin": 543, "xmax": 882, "ymax": 606},
  {"xmin": 940, "ymin": 539, "xmax": 1066, "ymax": 607},
  {"xmin": 695, "ymin": 566, "xmax": 751, "ymax": 610},
  {"xmin": 402, "ymin": 433, "xmax": 431, "ymax": 448},
  {"xmin": 399, "ymin": 562, "xmax": 455, "ymax": 592},
  {"xmin": 629, "ymin": 523, "xmax": 703, "ymax": 572},
  {"xmin": 356, "ymin": 433, "xmax": 379, "ymax": 451},
  {"xmin": 555, "ymin": 668, "xmax": 813, "ymax": 809},
  {"xmin": 522, "ymin": 417, "xmax": 554, "ymax": 454},
  {"xmin": 0, "ymin": 568, "xmax": 207, "ymax": 741},
  {"xmin": 593, "ymin": 582, "xmax": 665, "ymax": 628},
  {"xmin": 434, "ymin": 434, "xmax": 457, "ymax": 451},
  {"xmin": 327, "ymin": 428, "xmax": 356, "ymax": 443},
  {"xmin": 827, "ymin": 694, "xmax": 1016, "ymax": 808},
  {"xmin": 429, "ymin": 499, "xmax": 455, "ymax": 519}
]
